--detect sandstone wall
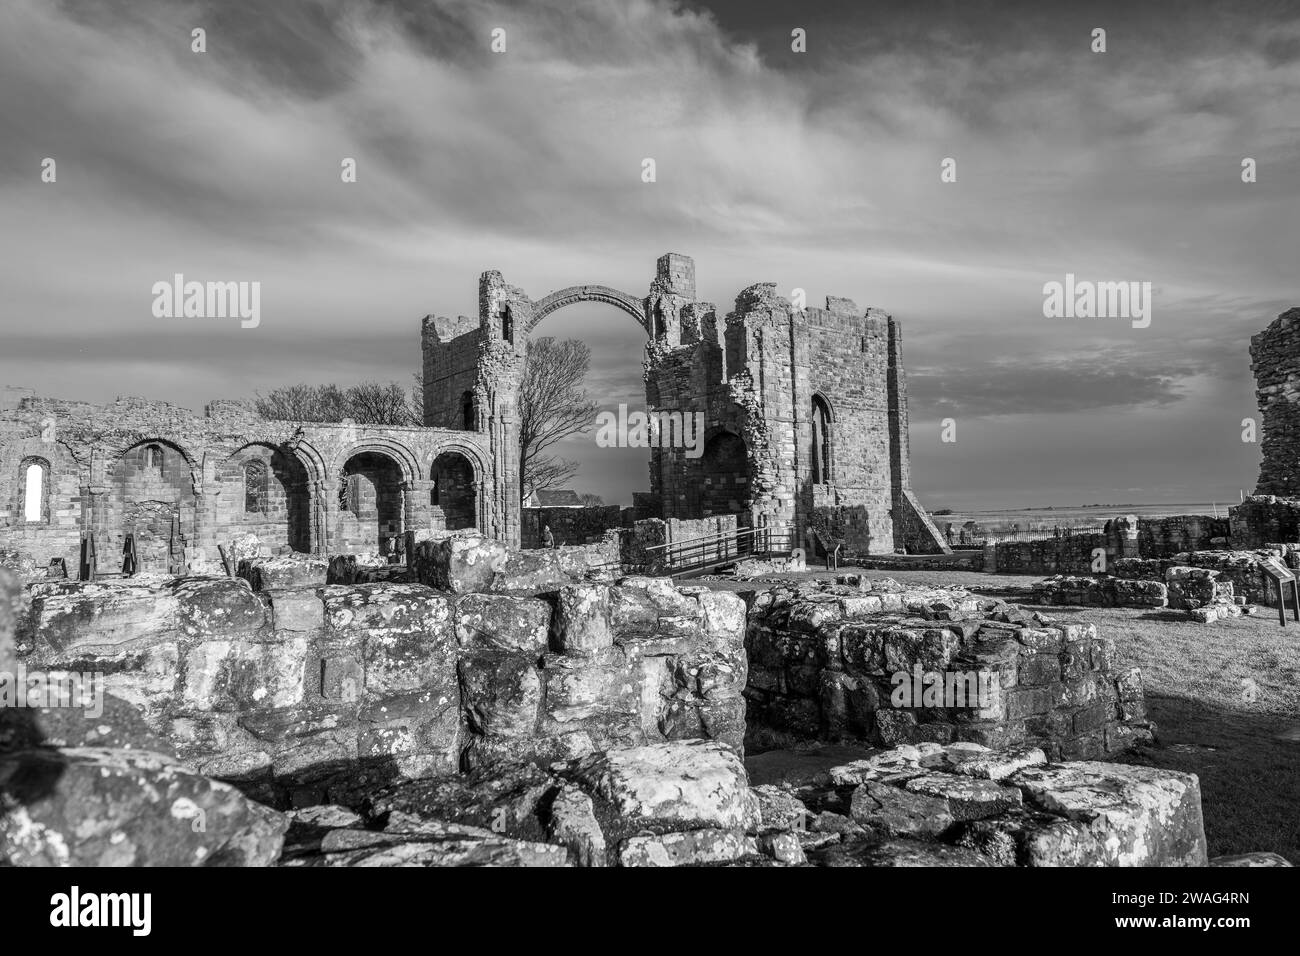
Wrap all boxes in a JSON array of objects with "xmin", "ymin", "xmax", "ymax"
[
  {"xmin": 15, "ymin": 570, "xmax": 747, "ymax": 808},
  {"xmin": 1137, "ymin": 514, "xmax": 1230, "ymax": 557},
  {"xmin": 1250, "ymin": 307, "xmax": 1300, "ymax": 495},
  {"xmin": 989, "ymin": 532, "xmax": 1108, "ymax": 575},
  {"xmin": 522, "ymin": 505, "xmax": 622, "ymax": 549},
  {"xmin": 1033, "ymin": 575, "xmax": 1168, "ymax": 608},
  {"xmin": 744, "ymin": 579, "xmax": 1150, "ymax": 761},
  {"xmin": 0, "ymin": 395, "xmax": 499, "ymax": 577}
]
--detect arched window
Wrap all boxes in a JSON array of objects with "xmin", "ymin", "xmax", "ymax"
[
  {"xmin": 244, "ymin": 459, "xmax": 268, "ymax": 514},
  {"xmin": 500, "ymin": 305, "xmax": 514, "ymax": 344},
  {"xmin": 811, "ymin": 395, "xmax": 833, "ymax": 484},
  {"xmin": 461, "ymin": 391, "xmax": 475, "ymax": 431},
  {"xmin": 20, "ymin": 458, "xmax": 49, "ymax": 523},
  {"xmin": 142, "ymin": 444, "xmax": 163, "ymax": 472}
]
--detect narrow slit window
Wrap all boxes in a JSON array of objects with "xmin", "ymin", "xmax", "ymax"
[{"xmin": 23, "ymin": 462, "xmax": 43, "ymax": 521}]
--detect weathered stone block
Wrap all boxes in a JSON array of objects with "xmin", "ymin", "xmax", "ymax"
[
  {"xmin": 552, "ymin": 584, "xmax": 613, "ymax": 656},
  {"xmin": 239, "ymin": 555, "xmax": 328, "ymax": 592},
  {"xmin": 458, "ymin": 650, "xmax": 542, "ymax": 738},
  {"xmin": 453, "ymin": 593, "xmax": 550, "ymax": 653},
  {"xmin": 618, "ymin": 828, "xmax": 756, "ymax": 867},
  {"xmin": 0, "ymin": 747, "xmax": 286, "ymax": 866},
  {"xmin": 414, "ymin": 535, "xmax": 509, "ymax": 593},
  {"xmin": 181, "ymin": 638, "xmax": 310, "ymax": 711},
  {"xmin": 174, "ymin": 577, "xmax": 266, "ymax": 639},
  {"xmin": 28, "ymin": 580, "xmax": 179, "ymax": 656},
  {"xmin": 850, "ymin": 779, "xmax": 955, "ymax": 837},
  {"xmin": 564, "ymin": 740, "xmax": 758, "ymax": 830},
  {"xmin": 1010, "ymin": 762, "xmax": 1207, "ymax": 866},
  {"xmin": 266, "ymin": 587, "xmax": 326, "ymax": 633}
]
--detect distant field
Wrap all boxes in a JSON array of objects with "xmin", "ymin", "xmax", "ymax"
[{"xmin": 929, "ymin": 502, "xmax": 1235, "ymax": 536}]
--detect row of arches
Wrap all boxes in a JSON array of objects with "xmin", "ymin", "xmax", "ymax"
[{"xmin": 10, "ymin": 435, "xmax": 488, "ymax": 576}]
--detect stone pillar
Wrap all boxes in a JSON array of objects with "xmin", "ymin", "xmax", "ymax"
[{"xmin": 320, "ymin": 478, "xmax": 339, "ymax": 556}]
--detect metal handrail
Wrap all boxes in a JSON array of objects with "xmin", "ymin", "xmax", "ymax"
[{"xmin": 643, "ymin": 526, "xmax": 767, "ymax": 552}]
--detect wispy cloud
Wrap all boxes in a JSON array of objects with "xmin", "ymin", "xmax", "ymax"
[{"xmin": 0, "ymin": 0, "xmax": 1296, "ymax": 505}]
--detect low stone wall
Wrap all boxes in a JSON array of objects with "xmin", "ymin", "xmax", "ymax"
[
  {"xmin": 412, "ymin": 533, "xmax": 619, "ymax": 595},
  {"xmin": 4, "ymin": 559, "xmax": 1284, "ymax": 868},
  {"xmin": 744, "ymin": 579, "xmax": 1150, "ymax": 761},
  {"xmin": 1114, "ymin": 551, "xmax": 1278, "ymax": 605},
  {"xmin": 1138, "ymin": 515, "xmax": 1230, "ymax": 557},
  {"xmin": 13, "ymin": 570, "xmax": 747, "ymax": 807},
  {"xmin": 988, "ymin": 533, "xmax": 1108, "ymax": 575},
  {"xmin": 1033, "ymin": 575, "xmax": 1168, "ymax": 608},
  {"xmin": 284, "ymin": 738, "xmax": 1213, "ymax": 867},
  {"xmin": 810, "ymin": 742, "xmax": 1207, "ymax": 866},
  {"xmin": 855, "ymin": 552, "xmax": 984, "ymax": 572},
  {"xmin": 522, "ymin": 505, "xmax": 623, "ymax": 549}
]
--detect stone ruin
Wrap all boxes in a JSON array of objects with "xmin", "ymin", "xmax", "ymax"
[
  {"xmin": 744, "ymin": 576, "xmax": 1151, "ymax": 760},
  {"xmin": 3, "ymin": 288, "xmax": 1296, "ymax": 868},
  {"xmin": 422, "ymin": 252, "xmax": 948, "ymax": 556},
  {"xmin": 0, "ymin": 252, "xmax": 951, "ymax": 597},
  {"xmin": 5, "ymin": 540, "xmax": 1286, "ymax": 867},
  {"xmin": 1034, "ymin": 563, "xmax": 1261, "ymax": 623}
]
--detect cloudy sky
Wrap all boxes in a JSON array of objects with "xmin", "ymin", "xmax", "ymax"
[{"xmin": 2, "ymin": 0, "xmax": 1298, "ymax": 508}]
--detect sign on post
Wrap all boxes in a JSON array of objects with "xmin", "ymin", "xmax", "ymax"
[{"xmin": 1258, "ymin": 556, "xmax": 1300, "ymax": 626}]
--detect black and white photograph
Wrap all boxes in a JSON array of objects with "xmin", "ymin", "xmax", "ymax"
[{"xmin": 0, "ymin": 0, "xmax": 1296, "ymax": 923}]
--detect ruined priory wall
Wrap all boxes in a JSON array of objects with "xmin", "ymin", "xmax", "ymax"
[
  {"xmin": 744, "ymin": 580, "xmax": 1149, "ymax": 761},
  {"xmin": 522, "ymin": 505, "xmax": 623, "ymax": 549},
  {"xmin": 0, "ymin": 395, "xmax": 497, "ymax": 578},
  {"xmin": 15, "ymin": 566, "xmax": 747, "ymax": 808},
  {"xmin": 805, "ymin": 305, "xmax": 896, "ymax": 553},
  {"xmin": 1251, "ymin": 307, "xmax": 1300, "ymax": 495}
]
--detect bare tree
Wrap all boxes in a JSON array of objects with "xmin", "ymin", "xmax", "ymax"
[
  {"xmin": 347, "ymin": 381, "xmax": 419, "ymax": 426},
  {"xmin": 518, "ymin": 337, "xmax": 597, "ymax": 502},
  {"xmin": 577, "ymin": 493, "xmax": 605, "ymax": 506},
  {"xmin": 254, "ymin": 381, "xmax": 417, "ymax": 426}
]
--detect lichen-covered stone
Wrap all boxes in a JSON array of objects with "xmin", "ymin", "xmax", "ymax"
[
  {"xmin": 850, "ymin": 779, "xmax": 954, "ymax": 837},
  {"xmin": 239, "ymin": 555, "xmax": 328, "ymax": 592},
  {"xmin": 618, "ymin": 827, "xmax": 756, "ymax": 867},
  {"xmin": 547, "ymin": 783, "xmax": 607, "ymax": 867},
  {"xmin": 453, "ymin": 593, "xmax": 550, "ymax": 653},
  {"xmin": 552, "ymin": 584, "xmax": 613, "ymax": 656},
  {"xmin": 0, "ymin": 746, "xmax": 286, "ymax": 866},
  {"xmin": 27, "ymin": 580, "xmax": 180, "ymax": 657},
  {"xmin": 1010, "ymin": 761, "xmax": 1207, "ymax": 866},
  {"xmin": 458, "ymin": 651, "xmax": 542, "ymax": 739},
  {"xmin": 564, "ymin": 740, "xmax": 758, "ymax": 831},
  {"xmin": 414, "ymin": 535, "xmax": 509, "ymax": 594}
]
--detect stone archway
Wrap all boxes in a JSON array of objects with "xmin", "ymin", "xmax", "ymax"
[
  {"xmin": 106, "ymin": 439, "xmax": 199, "ymax": 575},
  {"xmin": 527, "ymin": 285, "xmax": 649, "ymax": 336},
  {"xmin": 338, "ymin": 451, "xmax": 406, "ymax": 556},
  {"xmin": 221, "ymin": 443, "xmax": 311, "ymax": 553},
  {"xmin": 699, "ymin": 430, "xmax": 751, "ymax": 519},
  {"xmin": 430, "ymin": 451, "xmax": 478, "ymax": 531}
]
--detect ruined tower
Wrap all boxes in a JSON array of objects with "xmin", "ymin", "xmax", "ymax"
[
  {"xmin": 421, "ymin": 253, "xmax": 946, "ymax": 554},
  {"xmin": 1250, "ymin": 307, "xmax": 1300, "ymax": 495}
]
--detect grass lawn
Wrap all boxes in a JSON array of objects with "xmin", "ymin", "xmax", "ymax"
[{"xmin": 713, "ymin": 566, "xmax": 1300, "ymax": 863}]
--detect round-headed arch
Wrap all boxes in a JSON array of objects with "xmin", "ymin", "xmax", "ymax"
[
  {"xmin": 333, "ymin": 438, "xmax": 421, "ymax": 486},
  {"xmin": 528, "ymin": 285, "xmax": 648, "ymax": 335}
]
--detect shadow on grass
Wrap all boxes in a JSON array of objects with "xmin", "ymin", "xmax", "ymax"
[{"xmin": 1116, "ymin": 692, "xmax": 1300, "ymax": 864}]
